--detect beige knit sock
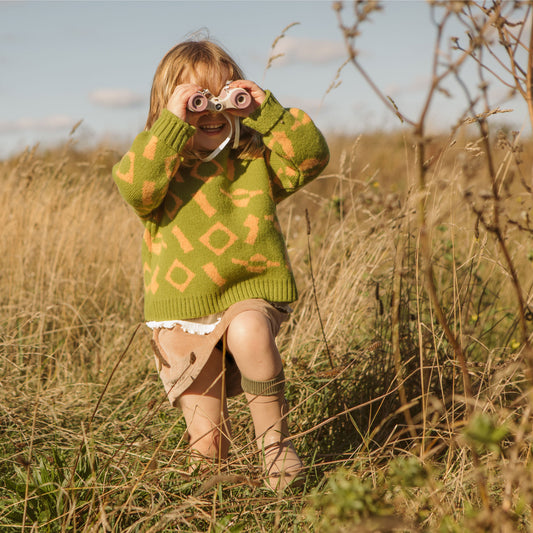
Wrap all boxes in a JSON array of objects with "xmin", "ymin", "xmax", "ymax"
[{"xmin": 242, "ymin": 373, "xmax": 304, "ymax": 491}]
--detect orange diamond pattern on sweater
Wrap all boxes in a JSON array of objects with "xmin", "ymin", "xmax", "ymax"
[
  {"xmin": 165, "ymin": 259, "xmax": 195, "ymax": 292},
  {"xmin": 191, "ymin": 159, "xmax": 224, "ymax": 183},
  {"xmin": 199, "ymin": 221, "xmax": 238, "ymax": 256}
]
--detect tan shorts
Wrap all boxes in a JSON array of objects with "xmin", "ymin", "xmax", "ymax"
[{"xmin": 150, "ymin": 299, "xmax": 290, "ymax": 406}]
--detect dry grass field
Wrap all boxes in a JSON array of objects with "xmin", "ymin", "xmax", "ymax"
[
  {"xmin": 0, "ymin": 122, "xmax": 532, "ymax": 531},
  {"xmin": 2, "ymin": 2, "xmax": 533, "ymax": 531}
]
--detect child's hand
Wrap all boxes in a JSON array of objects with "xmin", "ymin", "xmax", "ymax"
[
  {"xmin": 166, "ymin": 83, "xmax": 203, "ymax": 122},
  {"xmin": 227, "ymin": 80, "xmax": 266, "ymax": 117}
]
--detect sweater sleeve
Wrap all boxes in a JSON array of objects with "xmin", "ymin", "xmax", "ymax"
[
  {"xmin": 112, "ymin": 110, "xmax": 196, "ymax": 218},
  {"xmin": 242, "ymin": 91, "xmax": 330, "ymax": 202}
]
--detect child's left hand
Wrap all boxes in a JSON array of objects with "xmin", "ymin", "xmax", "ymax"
[{"xmin": 227, "ymin": 80, "xmax": 266, "ymax": 117}]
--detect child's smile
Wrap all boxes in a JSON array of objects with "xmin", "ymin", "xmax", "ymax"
[
  {"xmin": 191, "ymin": 112, "xmax": 232, "ymax": 151},
  {"xmin": 198, "ymin": 119, "xmax": 226, "ymax": 135}
]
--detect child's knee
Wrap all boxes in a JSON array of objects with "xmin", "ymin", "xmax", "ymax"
[{"xmin": 227, "ymin": 310, "xmax": 274, "ymax": 348}]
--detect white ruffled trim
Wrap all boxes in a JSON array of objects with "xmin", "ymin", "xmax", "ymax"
[
  {"xmin": 146, "ymin": 302, "xmax": 292, "ymax": 336},
  {"xmin": 146, "ymin": 318, "xmax": 221, "ymax": 335}
]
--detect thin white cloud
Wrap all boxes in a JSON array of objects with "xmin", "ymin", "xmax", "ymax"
[
  {"xmin": 0, "ymin": 115, "xmax": 77, "ymax": 134},
  {"xmin": 89, "ymin": 88, "xmax": 144, "ymax": 108},
  {"xmin": 271, "ymin": 36, "xmax": 346, "ymax": 66}
]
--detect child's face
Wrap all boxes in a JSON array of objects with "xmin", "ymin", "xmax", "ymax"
[{"xmin": 187, "ymin": 66, "xmax": 233, "ymax": 153}]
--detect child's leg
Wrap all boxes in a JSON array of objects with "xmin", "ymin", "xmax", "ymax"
[
  {"xmin": 226, "ymin": 310, "xmax": 302, "ymax": 490},
  {"xmin": 178, "ymin": 347, "xmax": 231, "ymax": 464}
]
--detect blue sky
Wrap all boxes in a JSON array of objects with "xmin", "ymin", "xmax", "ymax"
[{"xmin": 0, "ymin": 0, "xmax": 530, "ymax": 158}]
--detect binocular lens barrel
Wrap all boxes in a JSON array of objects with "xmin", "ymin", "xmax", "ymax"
[
  {"xmin": 187, "ymin": 92, "xmax": 208, "ymax": 112},
  {"xmin": 230, "ymin": 89, "xmax": 252, "ymax": 109}
]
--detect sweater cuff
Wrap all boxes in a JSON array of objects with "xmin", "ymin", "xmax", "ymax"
[
  {"xmin": 151, "ymin": 109, "xmax": 196, "ymax": 150},
  {"xmin": 242, "ymin": 91, "xmax": 286, "ymax": 134}
]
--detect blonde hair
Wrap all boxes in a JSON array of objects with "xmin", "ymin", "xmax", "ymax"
[{"xmin": 146, "ymin": 40, "xmax": 264, "ymax": 162}]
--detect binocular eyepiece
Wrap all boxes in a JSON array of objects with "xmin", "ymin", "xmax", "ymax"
[{"xmin": 187, "ymin": 84, "xmax": 252, "ymax": 113}]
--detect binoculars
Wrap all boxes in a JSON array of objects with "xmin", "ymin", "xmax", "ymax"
[{"xmin": 187, "ymin": 84, "xmax": 252, "ymax": 113}]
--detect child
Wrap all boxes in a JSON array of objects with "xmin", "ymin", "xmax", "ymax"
[{"xmin": 112, "ymin": 39, "xmax": 329, "ymax": 491}]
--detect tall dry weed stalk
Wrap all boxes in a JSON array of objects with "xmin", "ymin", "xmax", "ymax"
[{"xmin": 333, "ymin": 0, "xmax": 533, "ymax": 525}]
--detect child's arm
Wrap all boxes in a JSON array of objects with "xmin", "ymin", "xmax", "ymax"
[
  {"xmin": 112, "ymin": 110, "xmax": 195, "ymax": 218},
  {"xmin": 242, "ymin": 91, "xmax": 330, "ymax": 202}
]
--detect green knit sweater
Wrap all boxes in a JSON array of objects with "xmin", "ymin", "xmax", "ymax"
[{"xmin": 113, "ymin": 92, "xmax": 330, "ymax": 321}]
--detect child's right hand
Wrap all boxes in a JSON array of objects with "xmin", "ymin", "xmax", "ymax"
[{"xmin": 166, "ymin": 84, "xmax": 203, "ymax": 122}]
